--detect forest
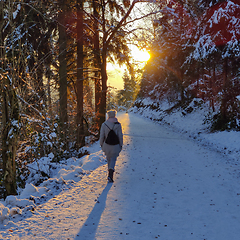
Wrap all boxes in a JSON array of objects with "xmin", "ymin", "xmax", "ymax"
[
  {"xmin": 0, "ymin": 0, "xmax": 239, "ymax": 197},
  {"xmin": 137, "ymin": 0, "xmax": 240, "ymax": 131}
]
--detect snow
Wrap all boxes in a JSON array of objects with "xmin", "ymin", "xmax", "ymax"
[
  {"xmin": 190, "ymin": 0, "xmax": 240, "ymax": 60},
  {"xmin": 12, "ymin": 4, "xmax": 21, "ymax": 20},
  {"xmin": 131, "ymin": 98, "xmax": 240, "ymax": 163},
  {"xmin": 1, "ymin": 109, "xmax": 240, "ymax": 239}
]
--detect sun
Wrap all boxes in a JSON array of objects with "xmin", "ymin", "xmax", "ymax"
[{"xmin": 130, "ymin": 45, "xmax": 150, "ymax": 62}]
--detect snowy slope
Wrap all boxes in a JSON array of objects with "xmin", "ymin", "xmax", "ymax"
[
  {"xmin": 131, "ymin": 97, "xmax": 240, "ymax": 165},
  {"xmin": 0, "ymin": 112, "xmax": 240, "ymax": 239}
]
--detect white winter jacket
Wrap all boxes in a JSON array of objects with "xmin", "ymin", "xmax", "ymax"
[{"xmin": 100, "ymin": 118, "xmax": 123, "ymax": 158}]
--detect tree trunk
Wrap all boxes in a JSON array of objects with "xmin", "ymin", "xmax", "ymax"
[
  {"xmin": 99, "ymin": 0, "xmax": 107, "ymax": 127},
  {"xmin": 98, "ymin": 0, "xmax": 138, "ymax": 126},
  {"xmin": 47, "ymin": 73, "xmax": 53, "ymax": 119},
  {"xmin": 0, "ymin": 0, "xmax": 19, "ymax": 197},
  {"xmin": 1, "ymin": 79, "xmax": 19, "ymax": 196},
  {"xmin": 36, "ymin": 54, "xmax": 46, "ymax": 110},
  {"xmin": 221, "ymin": 57, "xmax": 229, "ymax": 122},
  {"xmin": 93, "ymin": 0, "xmax": 102, "ymax": 131},
  {"xmin": 211, "ymin": 60, "xmax": 216, "ymax": 112},
  {"xmin": 58, "ymin": 0, "xmax": 68, "ymax": 148},
  {"xmin": 76, "ymin": 0, "xmax": 85, "ymax": 148},
  {"xmin": 99, "ymin": 46, "xmax": 107, "ymax": 126}
]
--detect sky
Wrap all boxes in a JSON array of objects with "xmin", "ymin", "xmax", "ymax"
[
  {"xmin": 107, "ymin": 46, "xmax": 150, "ymax": 90},
  {"xmin": 106, "ymin": 0, "xmax": 153, "ymax": 91},
  {"xmin": 107, "ymin": 63, "xmax": 125, "ymax": 90}
]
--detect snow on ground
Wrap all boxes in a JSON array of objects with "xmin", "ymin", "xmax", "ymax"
[
  {"xmin": 0, "ymin": 144, "xmax": 106, "ymax": 224},
  {"xmin": 131, "ymin": 97, "xmax": 240, "ymax": 165},
  {"xmin": 0, "ymin": 106, "xmax": 240, "ymax": 239}
]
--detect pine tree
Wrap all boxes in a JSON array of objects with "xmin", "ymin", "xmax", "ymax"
[{"xmin": 117, "ymin": 71, "xmax": 137, "ymax": 109}]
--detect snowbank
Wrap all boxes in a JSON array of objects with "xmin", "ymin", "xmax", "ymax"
[
  {"xmin": 130, "ymin": 97, "xmax": 240, "ymax": 164},
  {"xmin": 0, "ymin": 142, "xmax": 106, "ymax": 224}
]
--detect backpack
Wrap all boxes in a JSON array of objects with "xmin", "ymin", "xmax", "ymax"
[{"xmin": 104, "ymin": 123, "xmax": 120, "ymax": 145}]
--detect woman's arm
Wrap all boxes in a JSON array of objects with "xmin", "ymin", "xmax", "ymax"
[{"xmin": 99, "ymin": 124, "xmax": 105, "ymax": 147}]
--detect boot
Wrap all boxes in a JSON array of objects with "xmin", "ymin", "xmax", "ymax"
[{"xmin": 108, "ymin": 169, "xmax": 114, "ymax": 183}]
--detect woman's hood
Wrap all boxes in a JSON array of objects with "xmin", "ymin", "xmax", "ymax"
[{"xmin": 107, "ymin": 117, "xmax": 118, "ymax": 123}]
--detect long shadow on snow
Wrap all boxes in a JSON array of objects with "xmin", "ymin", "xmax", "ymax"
[{"xmin": 75, "ymin": 183, "xmax": 112, "ymax": 240}]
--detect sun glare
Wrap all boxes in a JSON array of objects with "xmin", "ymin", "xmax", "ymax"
[
  {"xmin": 107, "ymin": 45, "xmax": 150, "ymax": 90},
  {"xmin": 131, "ymin": 46, "xmax": 150, "ymax": 62}
]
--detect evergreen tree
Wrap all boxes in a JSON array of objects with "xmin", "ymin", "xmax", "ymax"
[{"xmin": 117, "ymin": 71, "xmax": 137, "ymax": 110}]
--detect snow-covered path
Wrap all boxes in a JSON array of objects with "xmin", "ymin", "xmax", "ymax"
[{"xmin": 2, "ymin": 113, "xmax": 240, "ymax": 240}]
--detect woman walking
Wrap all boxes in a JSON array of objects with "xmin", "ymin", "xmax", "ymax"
[{"xmin": 100, "ymin": 110, "xmax": 123, "ymax": 182}]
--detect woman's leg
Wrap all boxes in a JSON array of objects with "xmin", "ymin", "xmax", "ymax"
[
  {"xmin": 107, "ymin": 157, "xmax": 111, "ymax": 170},
  {"xmin": 107, "ymin": 156, "xmax": 117, "ymax": 182},
  {"xmin": 109, "ymin": 156, "xmax": 117, "ymax": 171}
]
